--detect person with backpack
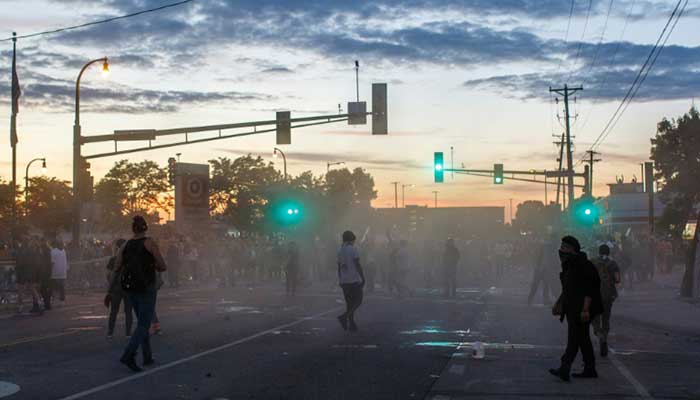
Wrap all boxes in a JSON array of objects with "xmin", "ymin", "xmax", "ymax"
[
  {"xmin": 105, "ymin": 216, "xmax": 167, "ymax": 373},
  {"xmin": 105, "ymin": 239, "xmax": 133, "ymax": 339},
  {"xmin": 591, "ymin": 244, "xmax": 621, "ymax": 357}
]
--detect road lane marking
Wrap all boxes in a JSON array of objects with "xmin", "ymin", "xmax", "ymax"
[
  {"xmin": 58, "ymin": 306, "xmax": 343, "ymax": 400},
  {"xmin": 609, "ymin": 347, "xmax": 653, "ymax": 399},
  {"xmin": 0, "ymin": 330, "xmax": 81, "ymax": 348}
]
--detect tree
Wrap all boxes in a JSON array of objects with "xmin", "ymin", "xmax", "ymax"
[
  {"xmin": 25, "ymin": 176, "xmax": 73, "ymax": 233},
  {"xmin": 209, "ymin": 155, "xmax": 281, "ymax": 232},
  {"xmin": 650, "ymin": 107, "xmax": 700, "ymax": 236},
  {"xmin": 513, "ymin": 200, "xmax": 546, "ymax": 233},
  {"xmin": 96, "ymin": 160, "xmax": 172, "ymax": 224}
]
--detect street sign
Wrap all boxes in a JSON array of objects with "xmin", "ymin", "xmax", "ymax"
[
  {"xmin": 348, "ymin": 101, "xmax": 367, "ymax": 125},
  {"xmin": 372, "ymin": 83, "xmax": 387, "ymax": 135},
  {"xmin": 175, "ymin": 163, "xmax": 210, "ymax": 229}
]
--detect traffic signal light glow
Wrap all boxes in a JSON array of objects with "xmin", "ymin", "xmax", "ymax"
[
  {"xmin": 494, "ymin": 163, "xmax": 504, "ymax": 185},
  {"xmin": 584, "ymin": 208, "xmax": 592, "ymax": 216},
  {"xmin": 434, "ymin": 152, "xmax": 444, "ymax": 183}
]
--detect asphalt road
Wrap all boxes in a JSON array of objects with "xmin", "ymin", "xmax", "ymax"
[{"xmin": 1, "ymin": 281, "xmax": 699, "ymax": 400}]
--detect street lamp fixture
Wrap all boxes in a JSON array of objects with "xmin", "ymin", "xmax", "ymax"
[
  {"xmin": 73, "ymin": 56, "xmax": 109, "ymax": 245},
  {"xmin": 273, "ymin": 147, "xmax": 287, "ymax": 180},
  {"xmin": 327, "ymin": 161, "xmax": 345, "ymax": 173},
  {"xmin": 25, "ymin": 157, "xmax": 47, "ymax": 216},
  {"xmin": 102, "ymin": 59, "xmax": 110, "ymax": 78}
]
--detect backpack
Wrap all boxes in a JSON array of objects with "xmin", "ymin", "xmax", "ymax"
[
  {"xmin": 120, "ymin": 238, "xmax": 155, "ymax": 293},
  {"xmin": 596, "ymin": 257, "xmax": 618, "ymax": 302}
]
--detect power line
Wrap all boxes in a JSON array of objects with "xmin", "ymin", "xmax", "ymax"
[
  {"xmin": 593, "ymin": 0, "xmax": 688, "ymax": 151},
  {"xmin": 1, "ymin": 0, "xmax": 194, "ymax": 42},
  {"xmin": 581, "ymin": 0, "xmax": 615, "ymax": 86},
  {"xmin": 555, "ymin": 0, "xmax": 577, "ymax": 74},
  {"xmin": 566, "ymin": 0, "xmax": 594, "ymax": 82},
  {"xmin": 576, "ymin": 0, "xmax": 637, "ymax": 140},
  {"xmin": 584, "ymin": 0, "xmax": 686, "ymax": 156}
]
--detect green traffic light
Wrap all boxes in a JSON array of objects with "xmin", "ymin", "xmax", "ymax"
[
  {"xmin": 584, "ymin": 208, "xmax": 592, "ymax": 216},
  {"xmin": 434, "ymin": 152, "xmax": 444, "ymax": 183}
]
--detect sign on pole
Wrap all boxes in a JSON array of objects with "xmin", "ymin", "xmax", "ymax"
[{"xmin": 175, "ymin": 163, "xmax": 210, "ymax": 229}]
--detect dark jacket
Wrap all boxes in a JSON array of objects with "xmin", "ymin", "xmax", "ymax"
[{"xmin": 559, "ymin": 252, "xmax": 603, "ymax": 321}]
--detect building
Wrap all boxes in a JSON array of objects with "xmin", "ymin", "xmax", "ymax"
[{"xmin": 599, "ymin": 181, "xmax": 664, "ymax": 233}]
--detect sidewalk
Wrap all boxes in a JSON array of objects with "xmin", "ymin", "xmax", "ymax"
[{"xmin": 613, "ymin": 269, "xmax": 700, "ymax": 335}]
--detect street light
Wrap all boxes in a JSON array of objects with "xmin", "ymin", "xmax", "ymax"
[
  {"xmin": 25, "ymin": 158, "xmax": 47, "ymax": 216},
  {"xmin": 327, "ymin": 161, "xmax": 345, "ymax": 173},
  {"xmin": 73, "ymin": 56, "xmax": 109, "ymax": 246},
  {"xmin": 401, "ymin": 184, "xmax": 415, "ymax": 208},
  {"xmin": 273, "ymin": 147, "xmax": 287, "ymax": 179}
]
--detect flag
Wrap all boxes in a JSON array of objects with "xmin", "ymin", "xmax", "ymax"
[{"xmin": 10, "ymin": 37, "xmax": 20, "ymax": 146}]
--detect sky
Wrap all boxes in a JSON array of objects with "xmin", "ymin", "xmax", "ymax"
[{"xmin": 1, "ymin": 0, "xmax": 699, "ymax": 218}]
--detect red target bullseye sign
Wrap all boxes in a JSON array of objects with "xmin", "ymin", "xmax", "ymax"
[{"xmin": 182, "ymin": 176, "xmax": 209, "ymax": 207}]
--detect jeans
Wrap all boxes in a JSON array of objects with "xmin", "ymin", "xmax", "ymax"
[
  {"xmin": 51, "ymin": 279, "xmax": 66, "ymax": 302},
  {"xmin": 123, "ymin": 287, "xmax": 157, "ymax": 361},
  {"xmin": 108, "ymin": 290, "xmax": 133, "ymax": 336},
  {"xmin": 340, "ymin": 283, "xmax": 364, "ymax": 322},
  {"xmin": 560, "ymin": 313, "xmax": 595, "ymax": 371}
]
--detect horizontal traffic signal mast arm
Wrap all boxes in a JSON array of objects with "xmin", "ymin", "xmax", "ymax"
[
  {"xmin": 81, "ymin": 113, "xmax": 369, "ymax": 160},
  {"xmin": 444, "ymin": 167, "xmax": 587, "ymax": 178},
  {"xmin": 454, "ymin": 171, "xmax": 586, "ymax": 188}
]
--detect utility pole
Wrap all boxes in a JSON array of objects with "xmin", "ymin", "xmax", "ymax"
[
  {"xmin": 432, "ymin": 191, "xmax": 438, "ymax": 208},
  {"xmin": 583, "ymin": 150, "xmax": 601, "ymax": 196},
  {"xmin": 555, "ymin": 133, "xmax": 565, "ymax": 208},
  {"xmin": 354, "ymin": 60, "xmax": 360, "ymax": 102},
  {"xmin": 509, "ymin": 198, "xmax": 514, "ymax": 223},
  {"xmin": 391, "ymin": 181, "xmax": 399, "ymax": 208},
  {"xmin": 450, "ymin": 146, "xmax": 454, "ymax": 180},
  {"xmin": 10, "ymin": 32, "xmax": 18, "ymax": 247},
  {"xmin": 550, "ymin": 84, "xmax": 583, "ymax": 213}
]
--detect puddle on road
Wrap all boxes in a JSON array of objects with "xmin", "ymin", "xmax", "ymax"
[
  {"xmin": 412, "ymin": 341, "xmax": 543, "ymax": 351},
  {"xmin": 0, "ymin": 381, "xmax": 20, "ymax": 398},
  {"xmin": 332, "ymin": 344, "xmax": 379, "ymax": 349},
  {"xmin": 216, "ymin": 306, "xmax": 263, "ymax": 314},
  {"xmin": 66, "ymin": 326, "xmax": 102, "ymax": 332},
  {"xmin": 400, "ymin": 327, "xmax": 481, "ymax": 337},
  {"xmin": 71, "ymin": 315, "xmax": 107, "ymax": 320},
  {"xmin": 77, "ymin": 311, "xmax": 93, "ymax": 315}
]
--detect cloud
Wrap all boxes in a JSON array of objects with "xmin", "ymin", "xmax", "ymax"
[
  {"xmin": 260, "ymin": 67, "xmax": 294, "ymax": 74},
  {"xmin": 0, "ymin": 69, "xmax": 276, "ymax": 114}
]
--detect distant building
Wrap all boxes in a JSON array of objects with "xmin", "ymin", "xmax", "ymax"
[
  {"xmin": 373, "ymin": 205, "xmax": 505, "ymax": 240},
  {"xmin": 599, "ymin": 181, "xmax": 664, "ymax": 233}
]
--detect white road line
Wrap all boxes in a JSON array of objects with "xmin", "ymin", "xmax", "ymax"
[
  {"xmin": 58, "ymin": 306, "xmax": 343, "ymax": 400},
  {"xmin": 609, "ymin": 347, "xmax": 653, "ymax": 400}
]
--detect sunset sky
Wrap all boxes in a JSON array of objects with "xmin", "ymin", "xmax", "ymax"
[{"xmin": 1, "ymin": 0, "xmax": 698, "ymax": 216}]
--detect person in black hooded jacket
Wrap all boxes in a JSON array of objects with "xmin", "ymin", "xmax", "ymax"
[{"xmin": 550, "ymin": 235, "xmax": 603, "ymax": 382}]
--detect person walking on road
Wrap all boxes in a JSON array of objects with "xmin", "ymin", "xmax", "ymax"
[
  {"xmin": 14, "ymin": 238, "xmax": 41, "ymax": 314},
  {"xmin": 285, "ymin": 241, "xmax": 300, "ymax": 296},
  {"xmin": 550, "ymin": 236, "xmax": 603, "ymax": 382},
  {"xmin": 50, "ymin": 240, "xmax": 69, "ymax": 306},
  {"xmin": 528, "ymin": 236, "xmax": 558, "ymax": 305},
  {"xmin": 592, "ymin": 244, "xmax": 621, "ymax": 357},
  {"xmin": 337, "ymin": 231, "xmax": 365, "ymax": 332},
  {"xmin": 105, "ymin": 216, "xmax": 167, "ymax": 373},
  {"xmin": 106, "ymin": 239, "xmax": 133, "ymax": 339},
  {"xmin": 442, "ymin": 238, "xmax": 460, "ymax": 298}
]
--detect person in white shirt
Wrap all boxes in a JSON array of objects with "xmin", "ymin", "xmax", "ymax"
[
  {"xmin": 337, "ymin": 231, "xmax": 365, "ymax": 332},
  {"xmin": 50, "ymin": 240, "xmax": 69, "ymax": 304}
]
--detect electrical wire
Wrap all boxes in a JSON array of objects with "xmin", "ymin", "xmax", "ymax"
[
  {"xmin": 1, "ymin": 0, "xmax": 194, "ymax": 42},
  {"xmin": 592, "ymin": 0, "xmax": 688, "ymax": 151},
  {"xmin": 582, "ymin": 0, "xmax": 686, "ymax": 158},
  {"xmin": 566, "ymin": 0, "xmax": 594, "ymax": 83},
  {"xmin": 555, "ymin": 0, "xmax": 577, "ymax": 74}
]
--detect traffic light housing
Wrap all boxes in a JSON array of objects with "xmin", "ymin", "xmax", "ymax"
[
  {"xmin": 434, "ymin": 152, "xmax": 444, "ymax": 183},
  {"xmin": 77, "ymin": 157, "xmax": 93, "ymax": 201},
  {"xmin": 494, "ymin": 163, "xmax": 504, "ymax": 184},
  {"xmin": 276, "ymin": 111, "xmax": 291, "ymax": 145},
  {"xmin": 270, "ymin": 199, "xmax": 304, "ymax": 227},
  {"xmin": 167, "ymin": 157, "xmax": 177, "ymax": 186}
]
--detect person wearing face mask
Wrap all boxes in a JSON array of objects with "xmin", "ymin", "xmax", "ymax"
[
  {"xmin": 591, "ymin": 244, "xmax": 621, "ymax": 357},
  {"xmin": 549, "ymin": 236, "xmax": 603, "ymax": 382}
]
